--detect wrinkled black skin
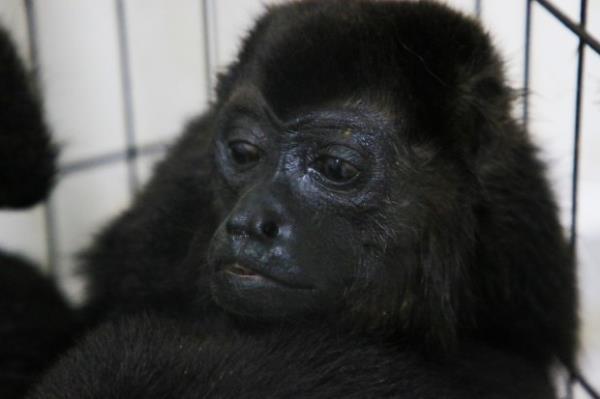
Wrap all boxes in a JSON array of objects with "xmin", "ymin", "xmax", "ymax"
[
  {"xmin": 0, "ymin": 28, "xmax": 74, "ymax": 398},
  {"xmin": 30, "ymin": 314, "xmax": 555, "ymax": 399},
  {"xmin": 84, "ymin": 0, "xmax": 576, "ymax": 369}
]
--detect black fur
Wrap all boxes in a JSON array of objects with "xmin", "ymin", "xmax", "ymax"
[
  {"xmin": 30, "ymin": 314, "xmax": 555, "ymax": 399},
  {"xmin": 0, "ymin": 28, "xmax": 56, "ymax": 208},
  {"xmin": 0, "ymin": 254, "xmax": 74, "ymax": 398},
  {"xmin": 0, "ymin": 28, "xmax": 73, "ymax": 398}
]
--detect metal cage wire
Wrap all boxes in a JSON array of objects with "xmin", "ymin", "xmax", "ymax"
[
  {"xmin": 521, "ymin": 1, "xmax": 599, "ymax": 396},
  {"xmin": 18, "ymin": 0, "xmax": 600, "ymax": 397}
]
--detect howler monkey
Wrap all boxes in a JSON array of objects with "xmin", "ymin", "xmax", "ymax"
[{"xmin": 2, "ymin": 1, "xmax": 578, "ymax": 398}]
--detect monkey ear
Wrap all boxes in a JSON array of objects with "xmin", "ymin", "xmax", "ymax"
[
  {"xmin": 451, "ymin": 49, "xmax": 514, "ymax": 160},
  {"xmin": 0, "ymin": 28, "xmax": 56, "ymax": 209}
]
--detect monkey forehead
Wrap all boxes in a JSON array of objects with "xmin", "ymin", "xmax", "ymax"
[
  {"xmin": 220, "ymin": 0, "xmax": 498, "ymax": 121},
  {"xmin": 221, "ymin": 84, "xmax": 402, "ymax": 145}
]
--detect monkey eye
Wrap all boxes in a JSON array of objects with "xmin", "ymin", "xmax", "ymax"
[
  {"xmin": 228, "ymin": 141, "xmax": 261, "ymax": 165},
  {"xmin": 313, "ymin": 156, "xmax": 359, "ymax": 184}
]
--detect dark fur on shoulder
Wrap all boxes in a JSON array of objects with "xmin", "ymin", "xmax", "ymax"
[
  {"xmin": 29, "ymin": 314, "xmax": 556, "ymax": 399},
  {"xmin": 0, "ymin": 253, "xmax": 75, "ymax": 398},
  {"xmin": 0, "ymin": 28, "xmax": 56, "ymax": 208}
]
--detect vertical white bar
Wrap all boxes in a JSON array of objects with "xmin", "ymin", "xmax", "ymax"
[
  {"xmin": 213, "ymin": 0, "xmax": 267, "ymax": 71},
  {"xmin": 203, "ymin": 0, "xmax": 219, "ymax": 102},
  {"xmin": 481, "ymin": 2, "xmax": 526, "ymax": 90},
  {"xmin": 527, "ymin": 2, "xmax": 579, "ymax": 228},
  {"xmin": 124, "ymin": 0, "xmax": 208, "ymax": 146},
  {"xmin": 53, "ymin": 164, "xmax": 130, "ymax": 303},
  {"xmin": 576, "ymin": 0, "xmax": 600, "ymax": 394},
  {"xmin": 34, "ymin": 0, "xmax": 127, "ymax": 164}
]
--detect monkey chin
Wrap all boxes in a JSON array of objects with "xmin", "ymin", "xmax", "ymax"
[{"xmin": 210, "ymin": 264, "xmax": 319, "ymax": 321}]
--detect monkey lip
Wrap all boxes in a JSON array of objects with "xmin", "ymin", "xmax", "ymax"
[
  {"xmin": 218, "ymin": 262, "xmax": 314, "ymax": 290},
  {"xmin": 224, "ymin": 262, "xmax": 259, "ymax": 277}
]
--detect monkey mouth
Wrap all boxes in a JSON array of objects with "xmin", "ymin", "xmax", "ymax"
[
  {"xmin": 224, "ymin": 262, "xmax": 259, "ymax": 277},
  {"xmin": 218, "ymin": 262, "xmax": 313, "ymax": 290}
]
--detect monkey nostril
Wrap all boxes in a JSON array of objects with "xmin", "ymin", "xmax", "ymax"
[{"xmin": 260, "ymin": 221, "xmax": 279, "ymax": 239}]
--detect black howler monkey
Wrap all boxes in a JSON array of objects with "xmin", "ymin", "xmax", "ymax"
[{"xmin": 2, "ymin": 1, "xmax": 578, "ymax": 398}]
